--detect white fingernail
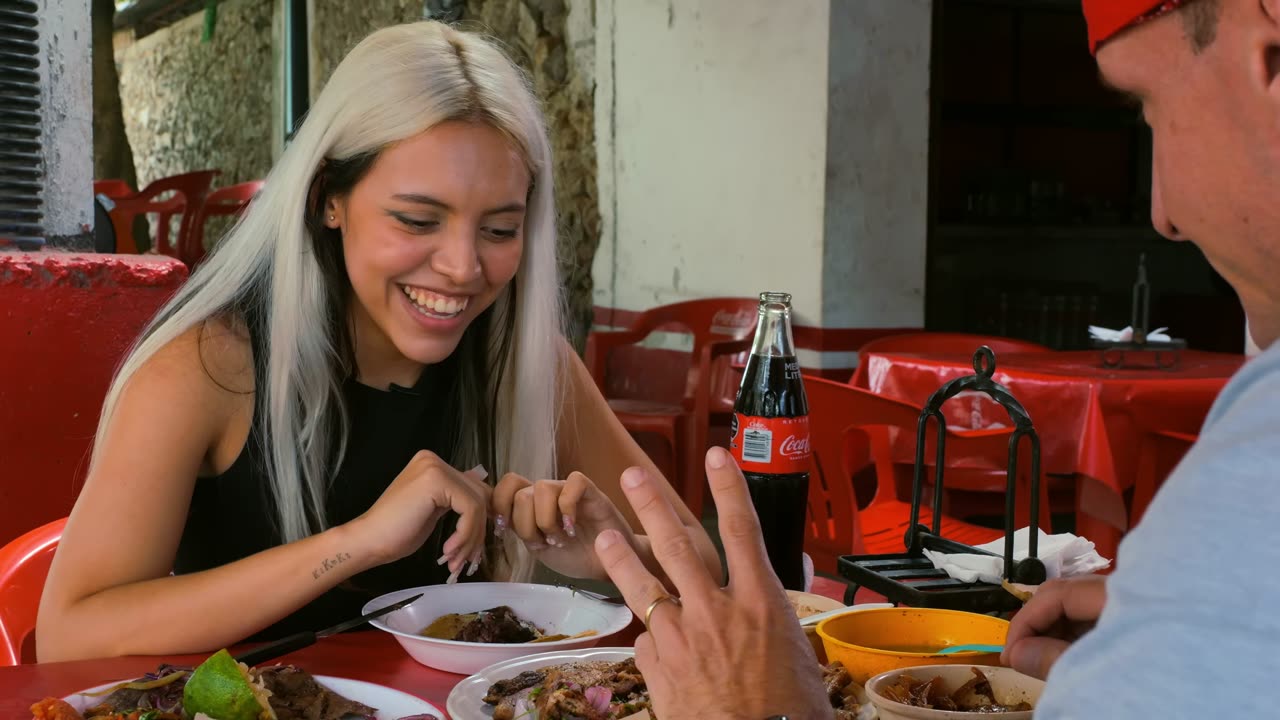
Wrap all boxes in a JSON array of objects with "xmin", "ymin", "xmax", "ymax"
[
  {"xmin": 468, "ymin": 464, "xmax": 489, "ymax": 481},
  {"xmin": 437, "ymin": 554, "xmax": 450, "ymax": 566},
  {"xmin": 563, "ymin": 516, "xmax": 577, "ymax": 538},
  {"xmin": 468, "ymin": 561, "xmax": 480, "ymax": 577},
  {"xmin": 447, "ymin": 566, "xmax": 462, "ymax": 584}
]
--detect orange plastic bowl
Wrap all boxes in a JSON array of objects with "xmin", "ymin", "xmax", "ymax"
[{"xmin": 816, "ymin": 607, "xmax": 1008, "ymax": 683}]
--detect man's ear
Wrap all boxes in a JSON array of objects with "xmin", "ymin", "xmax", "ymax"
[{"xmin": 1260, "ymin": 0, "xmax": 1280, "ymax": 102}]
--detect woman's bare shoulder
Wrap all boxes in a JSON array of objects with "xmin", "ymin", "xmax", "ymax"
[
  {"xmin": 131, "ymin": 314, "xmax": 255, "ymax": 402},
  {"xmin": 109, "ymin": 315, "xmax": 256, "ymax": 474}
]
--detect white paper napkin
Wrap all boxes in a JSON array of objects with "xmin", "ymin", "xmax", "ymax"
[
  {"xmin": 922, "ymin": 527, "xmax": 1111, "ymax": 585},
  {"xmin": 1089, "ymin": 325, "xmax": 1171, "ymax": 343}
]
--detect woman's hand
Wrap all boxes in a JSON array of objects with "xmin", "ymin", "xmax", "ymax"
[
  {"xmin": 593, "ymin": 448, "xmax": 833, "ymax": 720},
  {"xmin": 491, "ymin": 471, "xmax": 636, "ymax": 579},
  {"xmin": 348, "ymin": 450, "xmax": 491, "ymax": 580}
]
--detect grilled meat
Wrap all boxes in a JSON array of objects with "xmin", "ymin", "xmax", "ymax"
[
  {"xmin": 483, "ymin": 670, "xmax": 547, "ymax": 704},
  {"xmin": 257, "ymin": 665, "xmax": 380, "ymax": 720},
  {"xmin": 456, "ymin": 606, "xmax": 541, "ymax": 644}
]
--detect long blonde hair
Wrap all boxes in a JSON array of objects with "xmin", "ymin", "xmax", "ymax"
[{"xmin": 94, "ymin": 22, "xmax": 563, "ymax": 581}]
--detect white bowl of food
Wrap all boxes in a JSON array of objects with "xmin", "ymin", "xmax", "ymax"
[
  {"xmin": 865, "ymin": 664, "xmax": 1044, "ymax": 720},
  {"xmin": 446, "ymin": 646, "xmax": 640, "ymax": 720},
  {"xmin": 363, "ymin": 583, "xmax": 635, "ymax": 675}
]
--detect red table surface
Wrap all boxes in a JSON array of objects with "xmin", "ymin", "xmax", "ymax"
[
  {"xmin": 860, "ymin": 350, "xmax": 1243, "ymax": 554},
  {"xmin": 0, "ymin": 578, "xmax": 850, "ymax": 717},
  {"xmin": 861, "ymin": 350, "xmax": 1242, "ymax": 492}
]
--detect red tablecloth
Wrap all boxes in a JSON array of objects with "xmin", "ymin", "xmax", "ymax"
[
  {"xmin": 0, "ymin": 580, "xmax": 851, "ymax": 716},
  {"xmin": 859, "ymin": 350, "xmax": 1243, "ymax": 554}
]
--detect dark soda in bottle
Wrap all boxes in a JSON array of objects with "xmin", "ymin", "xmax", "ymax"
[{"xmin": 729, "ymin": 292, "xmax": 810, "ymax": 591}]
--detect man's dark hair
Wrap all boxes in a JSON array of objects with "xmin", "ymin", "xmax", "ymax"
[{"xmin": 1182, "ymin": 0, "xmax": 1223, "ymax": 54}]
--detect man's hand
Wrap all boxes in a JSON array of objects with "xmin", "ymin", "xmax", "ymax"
[
  {"xmin": 1002, "ymin": 574, "xmax": 1108, "ymax": 680},
  {"xmin": 594, "ymin": 447, "xmax": 834, "ymax": 720}
]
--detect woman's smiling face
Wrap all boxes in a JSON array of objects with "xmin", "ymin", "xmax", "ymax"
[{"xmin": 326, "ymin": 121, "xmax": 531, "ymax": 378}]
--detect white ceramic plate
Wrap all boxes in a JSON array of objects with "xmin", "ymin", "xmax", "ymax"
[
  {"xmin": 446, "ymin": 646, "xmax": 637, "ymax": 720},
  {"xmin": 800, "ymin": 602, "xmax": 894, "ymax": 627},
  {"xmin": 365, "ymin": 583, "xmax": 635, "ymax": 675},
  {"xmin": 786, "ymin": 589, "xmax": 847, "ymax": 619},
  {"xmin": 867, "ymin": 664, "xmax": 1043, "ymax": 720},
  {"xmin": 63, "ymin": 675, "xmax": 444, "ymax": 719}
]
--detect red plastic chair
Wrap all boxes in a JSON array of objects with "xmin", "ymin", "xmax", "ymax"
[
  {"xmin": 93, "ymin": 179, "xmax": 134, "ymax": 200},
  {"xmin": 585, "ymin": 298, "xmax": 760, "ymax": 516},
  {"xmin": 700, "ymin": 326, "xmax": 923, "ymax": 491},
  {"xmin": 705, "ymin": 326, "xmax": 924, "ymax": 414},
  {"xmin": 1123, "ymin": 381, "xmax": 1220, "ymax": 527},
  {"xmin": 107, "ymin": 170, "xmax": 220, "ymax": 262},
  {"xmin": 851, "ymin": 332, "xmax": 1051, "ymax": 388},
  {"xmin": 804, "ymin": 376, "xmax": 1054, "ymax": 574},
  {"xmin": 0, "ymin": 518, "xmax": 65, "ymax": 666},
  {"xmin": 185, "ymin": 179, "xmax": 265, "ymax": 266}
]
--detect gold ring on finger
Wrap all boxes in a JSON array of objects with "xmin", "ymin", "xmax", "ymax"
[{"xmin": 643, "ymin": 594, "xmax": 682, "ymax": 631}]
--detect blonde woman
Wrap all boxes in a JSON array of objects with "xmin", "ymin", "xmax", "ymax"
[{"xmin": 37, "ymin": 22, "xmax": 719, "ymax": 661}]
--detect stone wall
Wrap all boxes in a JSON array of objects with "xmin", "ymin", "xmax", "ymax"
[
  {"xmin": 116, "ymin": 0, "xmax": 275, "ymax": 188},
  {"xmin": 311, "ymin": 0, "xmax": 600, "ymax": 348},
  {"xmin": 310, "ymin": 0, "xmax": 424, "ymax": 100},
  {"xmin": 113, "ymin": 0, "xmax": 599, "ymax": 339}
]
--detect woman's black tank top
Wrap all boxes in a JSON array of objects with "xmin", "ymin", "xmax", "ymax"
[{"xmin": 173, "ymin": 361, "xmax": 468, "ymax": 641}]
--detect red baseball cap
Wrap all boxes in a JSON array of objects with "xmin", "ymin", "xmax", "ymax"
[{"xmin": 1083, "ymin": 0, "xmax": 1198, "ymax": 53}]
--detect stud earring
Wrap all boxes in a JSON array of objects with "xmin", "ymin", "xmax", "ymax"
[{"xmin": 328, "ymin": 214, "xmax": 335, "ymax": 222}]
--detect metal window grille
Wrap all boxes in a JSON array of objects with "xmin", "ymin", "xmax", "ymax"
[{"xmin": 0, "ymin": 0, "xmax": 42, "ymax": 249}]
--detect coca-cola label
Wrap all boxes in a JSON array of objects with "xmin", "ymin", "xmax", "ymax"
[
  {"xmin": 730, "ymin": 414, "xmax": 811, "ymax": 474},
  {"xmin": 710, "ymin": 308, "xmax": 756, "ymax": 335}
]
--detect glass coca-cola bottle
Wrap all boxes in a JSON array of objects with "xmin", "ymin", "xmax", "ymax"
[{"xmin": 729, "ymin": 292, "xmax": 810, "ymax": 590}]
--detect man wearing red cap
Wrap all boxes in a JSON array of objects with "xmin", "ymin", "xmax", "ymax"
[
  {"xmin": 995, "ymin": 0, "xmax": 1280, "ymax": 715},
  {"xmin": 586, "ymin": 1, "xmax": 1280, "ymax": 718}
]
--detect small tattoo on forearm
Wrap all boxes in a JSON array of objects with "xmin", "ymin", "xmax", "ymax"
[{"xmin": 313, "ymin": 552, "xmax": 352, "ymax": 579}]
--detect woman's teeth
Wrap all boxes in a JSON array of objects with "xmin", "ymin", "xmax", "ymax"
[{"xmin": 403, "ymin": 286, "xmax": 468, "ymax": 318}]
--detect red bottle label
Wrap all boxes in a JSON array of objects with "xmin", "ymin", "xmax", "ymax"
[{"xmin": 730, "ymin": 414, "xmax": 811, "ymax": 474}]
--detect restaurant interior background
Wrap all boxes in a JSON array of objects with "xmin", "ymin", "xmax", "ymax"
[
  {"xmin": 0, "ymin": 0, "xmax": 1250, "ymax": 552},
  {"xmin": 927, "ymin": 0, "xmax": 1243, "ymax": 354},
  {"xmin": 88, "ymin": 0, "xmax": 1244, "ymax": 363}
]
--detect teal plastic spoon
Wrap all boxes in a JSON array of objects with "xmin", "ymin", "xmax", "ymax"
[{"xmin": 937, "ymin": 643, "xmax": 1004, "ymax": 655}]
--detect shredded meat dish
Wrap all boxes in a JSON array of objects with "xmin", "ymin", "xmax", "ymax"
[
  {"xmin": 32, "ymin": 663, "xmax": 438, "ymax": 720},
  {"xmin": 822, "ymin": 662, "xmax": 872, "ymax": 720},
  {"xmin": 483, "ymin": 658, "xmax": 650, "ymax": 720},
  {"xmin": 881, "ymin": 667, "xmax": 1033, "ymax": 713},
  {"xmin": 484, "ymin": 659, "xmax": 875, "ymax": 720}
]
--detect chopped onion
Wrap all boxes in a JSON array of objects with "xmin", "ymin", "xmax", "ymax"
[
  {"xmin": 512, "ymin": 698, "xmax": 539, "ymax": 720},
  {"xmin": 81, "ymin": 670, "xmax": 189, "ymax": 696},
  {"xmin": 585, "ymin": 686, "xmax": 613, "ymax": 714}
]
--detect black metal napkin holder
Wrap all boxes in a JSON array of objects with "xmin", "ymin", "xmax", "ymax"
[
  {"xmin": 838, "ymin": 347, "xmax": 1047, "ymax": 612},
  {"xmin": 1092, "ymin": 253, "xmax": 1187, "ymax": 369}
]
